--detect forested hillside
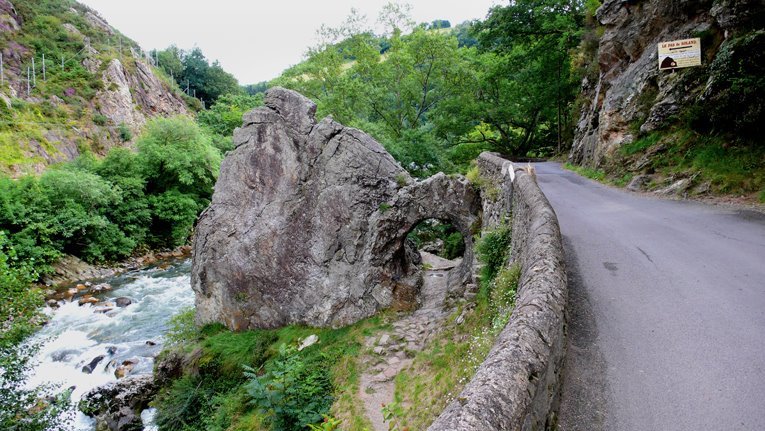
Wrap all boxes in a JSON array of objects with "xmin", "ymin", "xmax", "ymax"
[{"xmin": 0, "ymin": 3, "xmax": 253, "ymax": 415}]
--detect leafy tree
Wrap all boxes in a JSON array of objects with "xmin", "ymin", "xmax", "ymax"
[
  {"xmin": 95, "ymin": 149, "xmax": 151, "ymax": 246},
  {"xmin": 243, "ymin": 81, "xmax": 268, "ymax": 96},
  {"xmin": 155, "ymin": 46, "xmax": 241, "ymax": 105},
  {"xmin": 155, "ymin": 45, "xmax": 185, "ymax": 80},
  {"xmin": 198, "ymin": 93, "xmax": 264, "ymax": 137},
  {"xmin": 137, "ymin": 116, "xmax": 221, "ymax": 201},
  {"xmin": 137, "ymin": 116, "xmax": 221, "ymax": 247},
  {"xmin": 197, "ymin": 93, "xmax": 264, "ymax": 153},
  {"xmin": 147, "ymin": 190, "xmax": 200, "ymax": 248},
  {"xmin": 473, "ymin": 0, "xmax": 584, "ymax": 154}
]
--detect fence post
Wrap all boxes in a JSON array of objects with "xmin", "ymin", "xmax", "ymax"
[{"xmin": 42, "ymin": 53, "xmax": 46, "ymax": 81}]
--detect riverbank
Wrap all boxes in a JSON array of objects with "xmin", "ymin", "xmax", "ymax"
[
  {"xmin": 28, "ymin": 257, "xmax": 195, "ymax": 430},
  {"xmin": 40, "ymin": 246, "xmax": 192, "ymax": 307}
]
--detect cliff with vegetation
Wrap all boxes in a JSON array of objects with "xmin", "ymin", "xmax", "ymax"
[
  {"xmin": 0, "ymin": 0, "xmax": 190, "ymax": 175},
  {"xmin": 570, "ymin": 0, "xmax": 765, "ymax": 201}
]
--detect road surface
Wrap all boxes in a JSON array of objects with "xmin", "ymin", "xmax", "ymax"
[{"xmin": 533, "ymin": 162, "xmax": 765, "ymax": 431}]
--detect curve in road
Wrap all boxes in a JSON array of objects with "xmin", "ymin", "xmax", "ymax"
[{"xmin": 534, "ymin": 162, "xmax": 765, "ymax": 431}]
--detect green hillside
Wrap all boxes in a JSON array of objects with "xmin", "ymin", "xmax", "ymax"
[{"xmin": 0, "ymin": 0, "xmax": 191, "ymax": 175}]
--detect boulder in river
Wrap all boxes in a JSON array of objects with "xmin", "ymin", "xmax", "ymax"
[
  {"xmin": 192, "ymin": 87, "xmax": 481, "ymax": 330},
  {"xmin": 115, "ymin": 297, "xmax": 132, "ymax": 308},
  {"xmin": 79, "ymin": 374, "xmax": 157, "ymax": 431},
  {"xmin": 114, "ymin": 358, "xmax": 138, "ymax": 379},
  {"xmin": 79, "ymin": 296, "xmax": 99, "ymax": 306},
  {"xmin": 82, "ymin": 355, "xmax": 105, "ymax": 374}
]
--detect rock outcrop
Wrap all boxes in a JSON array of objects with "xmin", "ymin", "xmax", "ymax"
[
  {"xmin": 0, "ymin": 1, "xmax": 189, "ymax": 175},
  {"xmin": 96, "ymin": 58, "xmax": 189, "ymax": 139},
  {"xmin": 570, "ymin": 0, "xmax": 765, "ymax": 167},
  {"xmin": 192, "ymin": 88, "xmax": 480, "ymax": 329},
  {"xmin": 79, "ymin": 374, "xmax": 157, "ymax": 431}
]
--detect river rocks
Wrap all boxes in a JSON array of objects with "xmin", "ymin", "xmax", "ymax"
[
  {"xmin": 91, "ymin": 283, "xmax": 112, "ymax": 293},
  {"xmin": 115, "ymin": 297, "xmax": 132, "ymax": 308},
  {"xmin": 114, "ymin": 358, "xmax": 138, "ymax": 379},
  {"xmin": 82, "ymin": 355, "xmax": 105, "ymax": 374},
  {"xmin": 79, "ymin": 296, "xmax": 99, "ymax": 306},
  {"xmin": 79, "ymin": 374, "xmax": 157, "ymax": 431},
  {"xmin": 192, "ymin": 87, "xmax": 480, "ymax": 330}
]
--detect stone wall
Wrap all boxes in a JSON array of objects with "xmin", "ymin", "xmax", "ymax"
[{"xmin": 428, "ymin": 152, "xmax": 567, "ymax": 430}]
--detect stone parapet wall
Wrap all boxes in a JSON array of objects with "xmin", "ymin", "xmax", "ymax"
[{"xmin": 428, "ymin": 153, "xmax": 567, "ymax": 430}]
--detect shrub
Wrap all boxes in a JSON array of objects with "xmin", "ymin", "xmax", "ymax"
[
  {"xmin": 154, "ymin": 329, "xmax": 277, "ymax": 431},
  {"xmin": 475, "ymin": 222, "xmax": 512, "ymax": 282},
  {"xmin": 147, "ymin": 190, "xmax": 200, "ymax": 248},
  {"xmin": 244, "ymin": 344, "xmax": 333, "ymax": 431},
  {"xmin": 117, "ymin": 123, "xmax": 132, "ymax": 142},
  {"xmin": 92, "ymin": 113, "xmax": 109, "ymax": 126},
  {"xmin": 137, "ymin": 116, "xmax": 221, "ymax": 200}
]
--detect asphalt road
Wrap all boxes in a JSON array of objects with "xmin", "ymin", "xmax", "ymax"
[{"xmin": 533, "ymin": 162, "xmax": 765, "ymax": 431}]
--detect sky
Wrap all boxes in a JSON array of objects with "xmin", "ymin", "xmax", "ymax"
[{"xmin": 78, "ymin": 0, "xmax": 500, "ymax": 85}]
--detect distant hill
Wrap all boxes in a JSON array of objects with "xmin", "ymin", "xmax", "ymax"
[{"xmin": 0, "ymin": 0, "xmax": 191, "ymax": 175}]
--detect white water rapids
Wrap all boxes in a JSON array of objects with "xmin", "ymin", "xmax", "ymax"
[{"xmin": 27, "ymin": 258, "xmax": 194, "ymax": 430}]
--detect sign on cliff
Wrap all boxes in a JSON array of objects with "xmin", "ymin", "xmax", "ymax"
[{"xmin": 658, "ymin": 38, "xmax": 701, "ymax": 70}]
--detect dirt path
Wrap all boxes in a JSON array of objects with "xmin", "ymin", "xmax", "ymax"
[{"xmin": 358, "ymin": 252, "xmax": 460, "ymax": 431}]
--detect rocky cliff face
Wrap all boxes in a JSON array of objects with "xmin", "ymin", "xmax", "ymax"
[
  {"xmin": 0, "ymin": 0, "xmax": 189, "ymax": 175},
  {"xmin": 570, "ymin": 0, "xmax": 765, "ymax": 167},
  {"xmin": 192, "ymin": 88, "xmax": 480, "ymax": 329}
]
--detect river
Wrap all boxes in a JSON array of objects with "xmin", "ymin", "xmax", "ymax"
[{"xmin": 27, "ymin": 258, "xmax": 194, "ymax": 430}]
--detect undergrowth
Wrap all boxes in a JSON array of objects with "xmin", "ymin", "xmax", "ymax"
[{"xmin": 154, "ymin": 311, "xmax": 389, "ymax": 431}]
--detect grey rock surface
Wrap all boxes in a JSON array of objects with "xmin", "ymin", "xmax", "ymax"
[
  {"xmin": 192, "ymin": 87, "xmax": 480, "ymax": 329},
  {"xmin": 79, "ymin": 374, "xmax": 157, "ymax": 431},
  {"xmin": 96, "ymin": 58, "xmax": 188, "ymax": 140},
  {"xmin": 569, "ymin": 0, "xmax": 764, "ymax": 167}
]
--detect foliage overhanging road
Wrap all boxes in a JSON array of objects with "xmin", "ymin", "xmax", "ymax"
[{"xmin": 534, "ymin": 162, "xmax": 765, "ymax": 431}]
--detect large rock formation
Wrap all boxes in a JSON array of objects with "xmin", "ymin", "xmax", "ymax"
[
  {"xmin": 192, "ymin": 88, "xmax": 481, "ymax": 329},
  {"xmin": 570, "ymin": 0, "xmax": 765, "ymax": 167},
  {"xmin": 96, "ymin": 58, "xmax": 188, "ymax": 139}
]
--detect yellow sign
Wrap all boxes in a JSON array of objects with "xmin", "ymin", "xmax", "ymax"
[{"xmin": 658, "ymin": 38, "xmax": 701, "ymax": 70}]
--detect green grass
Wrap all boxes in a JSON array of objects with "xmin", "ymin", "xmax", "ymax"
[
  {"xmin": 155, "ymin": 312, "xmax": 391, "ymax": 431},
  {"xmin": 563, "ymin": 162, "xmax": 606, "ymax": 181},
  {"xmin": 568, "ymin": 127, "xmax": 765, "ymax": 201},
  {"xmin": 392, "ymin": 264, "xmax": 520, "ymax": 429},
  {"xmin": 621, "ymin": 133, "xmax": 661, "ymax": 156}
]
